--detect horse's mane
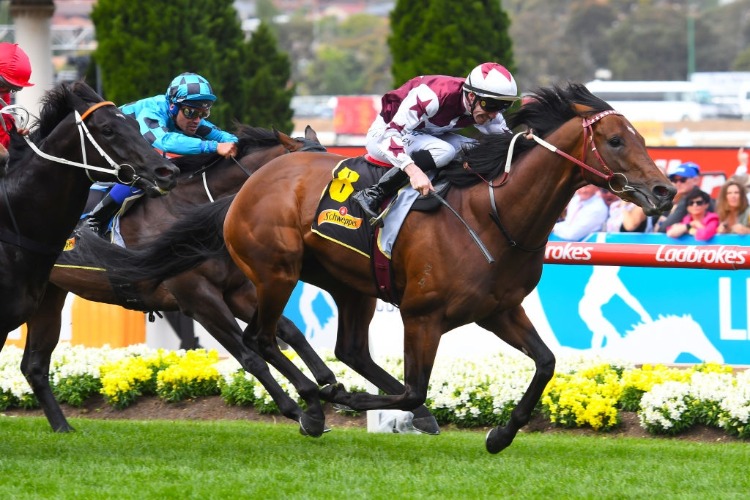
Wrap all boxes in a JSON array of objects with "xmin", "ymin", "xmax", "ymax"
[
  {"xmin": 169, "ymin": 125, "xmax": 283, "ymax": 174},
  {"xmin": 441, "ymin": 83, "xmax": 613, "ymax": 188},
  {"xmin": 235, "ymin": 124, "xmax": 282, "ymax": 152},
  {"xmin": 35, "ymin": 81, "xmax": 102, "ymax": 140},
  {"xmin": 3, "ymin": 81, "xmax": 102, "ymax": 174}
]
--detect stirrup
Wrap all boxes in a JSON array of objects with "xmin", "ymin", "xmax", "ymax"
[
  {"xmin": 369, "ymin": 213, "xmax": 385, "ymax": 228},
  {"xmin": 368, "ymin": 198, "xmax": 397, "ymax": 228}
]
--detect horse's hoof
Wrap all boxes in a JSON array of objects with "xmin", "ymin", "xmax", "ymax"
[
  {"xmin": 412, "ymin": 415, "xmax": 441, "ymax": 435},
  {"xmin": 332, "ymin": 403, "xmax": 352, "ymax": 412},
  {"xmin": 53, "ymin": 424, "xmax": 75, "ymax": 433},
  {"xmin": 298, "ymin": 414, "xmax": 326, "ymax": 438},
  {"xmin": 485, "ymin": 426, "xmax": 513, "ymax": 454}
]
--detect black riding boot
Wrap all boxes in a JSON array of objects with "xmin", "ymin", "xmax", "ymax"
[
  {"xmin": 85, "ymin": 193, "xmax": 121, "ymax": 236},
  {"xmin": 352, "ymin": 167, "xmax": 409, "ymax": 220}
]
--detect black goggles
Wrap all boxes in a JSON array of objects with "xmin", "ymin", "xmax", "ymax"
[
  {"xmin": 477, "ymin": 97, "xmax": 513, "ymax": 113},
  {"xmin": 181, "ymin": 106, "xmax": 211, "ymax": 120}
]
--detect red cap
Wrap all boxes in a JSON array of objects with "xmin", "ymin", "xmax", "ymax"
[{"xmin": 0, "ymin": 43, "xmax": 34, "ymax": 88}]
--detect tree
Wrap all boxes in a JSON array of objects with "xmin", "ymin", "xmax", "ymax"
[
  {"xmin": 236, "ymin": 22, "xmax": 295, "ymax": 132},
  {"xmin": 300, "ymin": 14, "xmax": 391, "ymax": 96},
  {"xmin": 91, "ymin": 0, "xmax": 294, "ymax": 131},
  {"xmin": 389, "ymin": 0, "xmax": 514, "ymax": 88}
]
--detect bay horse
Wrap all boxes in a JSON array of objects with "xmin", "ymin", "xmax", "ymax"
[
  {"xmin": 0, "ymin": 81, "xmax": 178, "ymax": 395},
  {"xmin": 101, "ymin": 84, "xmax": 676, "ymax": 450},
  {"xmin": 222, "ymin": 83, "xmax": 675, "ymax": 451},
  {"xmin": 22, "ymin": 125, "xmax": 336, "ymax": 432}
]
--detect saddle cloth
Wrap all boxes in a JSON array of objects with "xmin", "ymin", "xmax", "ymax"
[{"xmin": 311, "ymin": 156, "xmax": 427, "ymax": 259}]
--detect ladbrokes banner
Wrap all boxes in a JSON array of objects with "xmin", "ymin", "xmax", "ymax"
[{"xmin": 281, "ymin": 233, "xmax": 750, "ymax": 365}]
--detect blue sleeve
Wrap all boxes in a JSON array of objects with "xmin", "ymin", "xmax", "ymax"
[
  {"xmin": 121, "ymin": 97, "xmax": 236, "ymax": 155},
  {"xmin": 197, "ymin": 119, "xmax": 238, "ymax": 145}
]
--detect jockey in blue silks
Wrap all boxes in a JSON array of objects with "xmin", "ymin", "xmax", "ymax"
[{"xmin": 85, "ymin": 72, "xmax": 238, "ymax": 236}]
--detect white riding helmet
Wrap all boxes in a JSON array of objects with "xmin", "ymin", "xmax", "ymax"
[{"xmin": 463, "ymin": 62, "xmax": 519, "ymax": 101}]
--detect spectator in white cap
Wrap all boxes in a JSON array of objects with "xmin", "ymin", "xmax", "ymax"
[{"xmin": 656, "ymin": 161, "xmax": 715, "ymax": 232}]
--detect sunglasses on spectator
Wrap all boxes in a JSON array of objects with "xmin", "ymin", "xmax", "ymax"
[
  {"xmin": 477, "ymin": 97, "xmax": 513, "ymax": 113},
  {"xmin": 687, "ymin": 199, "xmax": 706, "ymax": 207},
  {"xmin": 181, "ymin": 106, "xmax": 210, "ymax": 120},
  {"xmin": 669, "ymin": 176, "xmax": 691, "ymax": 184}
]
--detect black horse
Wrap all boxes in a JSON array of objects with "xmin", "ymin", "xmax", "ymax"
[
  {"xmin": 0, "ymin": 81, "xmax": 178, "ymax": 426},
  {"xmin": 23, "ymin": 125, "xmax": 337, "ymax": 432}
]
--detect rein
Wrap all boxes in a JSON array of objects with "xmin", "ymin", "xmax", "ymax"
[
  {"xmin": 488, "ymin": 109, "xmax": 629, "ymax": 253},
  {"xmin": 191, "ymin": 137, "xmax": 327, "ymax": 203},
  {"xmin": 2, "ymin": 102, "xmax": 138, "ymax": 183},
  {"xmin": 201, "ymin": 156, "xmax": 253, "ymax": 203}
]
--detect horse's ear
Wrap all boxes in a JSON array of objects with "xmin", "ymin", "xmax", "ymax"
[{"xmin": 305, "ymin": 125, "xmax": 319, "ymax": 143}]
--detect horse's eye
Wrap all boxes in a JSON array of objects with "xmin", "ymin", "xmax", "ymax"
[
  {"xmin": 101, "ymin": 125, "xmax": 115, "ymax": 137},
  {"xmin": 607, "ymin": 136, "xmax": 622, "ymax": 147}
]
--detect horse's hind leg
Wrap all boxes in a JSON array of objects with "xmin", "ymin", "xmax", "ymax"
[
  {"xmin": 478, "ymin": 306, "xmax": 555, "ymax": 454},
  {"xmin": 227, "ymin": 278, "xmax": 336, "ymax": 386},
  {"xmin": 168, "ymin": 277, "xmax": 306, "ymax": 422},
  {"xmin": 22, "ymin": 284, "xmax": 75, "ymax": 432},
  {"xmin": 321, "ymin": 293, "xmax": 440, "ymax": 434},
  {"xmin": 236, "ymin": 276, "xmax": 326, "ymax": 437}
]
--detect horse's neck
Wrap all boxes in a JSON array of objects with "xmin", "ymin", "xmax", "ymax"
[
  {"xmin": 5, "ymin": 149, "xmax": 92, "ymax": 243},
  {"xmin": 495, "ymin": 120, "xmax": 586, "ymax": 242}
]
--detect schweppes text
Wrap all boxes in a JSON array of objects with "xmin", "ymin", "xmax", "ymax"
[{"xmin": 317, "ymin": 209, "xmax": 363, "ymax": 229}]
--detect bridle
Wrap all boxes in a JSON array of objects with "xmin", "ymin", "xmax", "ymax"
[
  {"xmin": 2, "ymin": 101, "xmax": 138, "ymax": 184},
  {"xmin": 488, "ymin": 109, "xmax": 632, "ymax": 253},
  {"xmin": 504, "ymin": 109, "xmax": 634, "ymax": 194}
]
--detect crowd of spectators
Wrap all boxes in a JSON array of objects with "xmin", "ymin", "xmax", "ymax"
[{"xmin": 552, "ymin": 147, "xmax": 750, "ymax": 242}]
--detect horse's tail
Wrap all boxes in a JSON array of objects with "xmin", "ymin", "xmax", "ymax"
[{"xmin": 89, "ymin": 196, "xmax": 233, "ymax": 286}]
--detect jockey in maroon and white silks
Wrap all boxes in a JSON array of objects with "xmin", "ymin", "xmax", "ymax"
[
  {"xmin": 356, "ymin": 63, "xmax": 520, "ymax": 217},
  {"xmin": 366, "ymin": 74, "xmax": 510, "ymax": 172}
]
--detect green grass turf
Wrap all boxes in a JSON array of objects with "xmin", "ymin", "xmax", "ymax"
[{"xmin": 1, "ymin": 416, "xmax": 748, "ymax": 499}]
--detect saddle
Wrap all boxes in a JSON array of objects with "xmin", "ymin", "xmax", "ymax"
[{"xmin": 311, "ymin": 156, "xmax": 452, "ymax": 304}]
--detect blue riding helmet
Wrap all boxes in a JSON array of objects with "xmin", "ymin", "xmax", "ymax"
[{"xmin": 165, "ymin": 72, "xmax": 216, "ymax": 108}]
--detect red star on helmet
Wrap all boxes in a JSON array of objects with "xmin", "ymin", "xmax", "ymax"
[{"xmin": 480, "ymin": 62, "xmax": 512, "ymax": 81}]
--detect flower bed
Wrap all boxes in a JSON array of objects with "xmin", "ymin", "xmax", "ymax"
[{"xmin": 1, "ymin": 344, "xmax": 748, "ymax": 438}]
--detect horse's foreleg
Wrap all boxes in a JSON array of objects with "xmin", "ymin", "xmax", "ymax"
[
  {"xmin": 478, "ymin": 306, "xmax": 555, "ymax": 454},
  {"xmin": 22, "ymin": 284, "xmax": 75, "ymax": 432},
  {"xmin": 321, "ymin": 294, "xmax": 439, "ymax": 434}
]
